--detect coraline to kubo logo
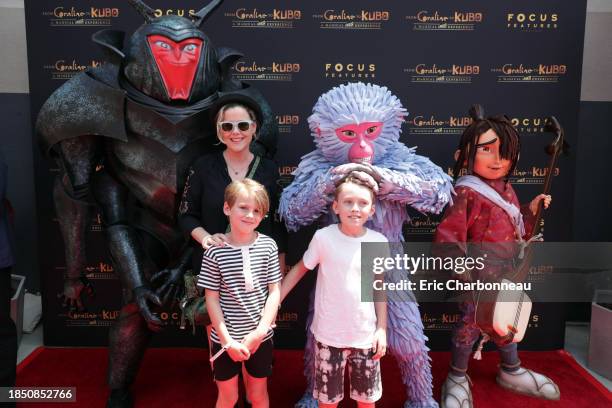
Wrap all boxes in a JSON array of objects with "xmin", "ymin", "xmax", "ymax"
[
  {"xmin": 55, "ymin": 261, "xmax": 116, "ymax": 282},
  {"xmin": 405, "ymin": 10, "xmax": 483, "ymax": 31},
  {"xmin": 408, "ymin": 114, "xmax": 472, "ymax": 136},
  {"xmin": 224, "ymin": 7, "xmax": 302, "ymax": 29},
  {"xmin": 312, "ymin": 9, "xmax": 390, "ymax": 30},
  {"xmin": 507, "ymin": 13, "xmax": 559, "ymax": 30},
  {"xmin": 421, "ymin": 313, "xmax": 459, "ymax": 330},
  {"xmin": 44, "ymin": 59, "xmax": 104, "ymax": 80},
  {"xmin": 232, "ymin": 60, "xmax": 300, "ymax": 81},
  {"xmin": 91, "ymin": 213, "xmax": 104, "ymax": 232},
  {"xmin": 491, "ymin": 64, "xmax": 567, "ymax": 83},
  {"xmin": 528, "ymin": 264, "xmax": 554, "ymax": 283},
  {"xmin": 276, "ymin": 115, "xmax": 300, "ymax": 134},
  {"xmin": 64, "ymin": 309, "xmax": 119, "ymax": 327},
  {"xmin": 404, "ymin": 64, "xmax": 480, "ymax": 84},
  {"xmin": 78, "ymin": 262, "xmax": 118, "ymax": 280},
  {"xmin": 278, "ymin": 166, "xmax": 298, "ymax": 190},
  {"xmin": 325, "ymin": 63, "xmax": 376, "ymax": 79},
  {"xmin": 510, "ymin": 116, "xmax": 549, "ymax": 133},
  {"xmin": 279, "ymin": 166, "xmax": 298, "ymax": 177},
  {"xmin": 405, "ymin": 215, "xmax": 439, "ymax": 234},
  {"xmin": 43, "ymin": 6, "xmax": 120, "ymax": 27},
  {"xmin": 275, "ymin": 311, "xmax": 298, "ymax": 329},
  {"xmin": 509, "ymin": 166, "xmax": 560, "ymax": 185}
]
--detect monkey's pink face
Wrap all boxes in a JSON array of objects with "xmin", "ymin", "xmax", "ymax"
[{"xmin": 335, "ymin": 122, "xmax": 383, "ymax": 164}]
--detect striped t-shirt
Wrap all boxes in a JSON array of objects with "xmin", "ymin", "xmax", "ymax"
[{"xmin": 198, "ymin": 233, "xmax": 282, "ymax": 344}]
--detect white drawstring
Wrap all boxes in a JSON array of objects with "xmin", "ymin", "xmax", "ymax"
[
  {"xmin": 241, "ymin": 247, "xmax": 255, "ymax": 292},
  {"xmin": 473, "ymin": 333, "xmax": 490, "ymax": 361}
]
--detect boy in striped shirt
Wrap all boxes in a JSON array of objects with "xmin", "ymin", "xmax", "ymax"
[{"xmin": 199, "ymin": 179, "xmax": 282, "ymax": 408}]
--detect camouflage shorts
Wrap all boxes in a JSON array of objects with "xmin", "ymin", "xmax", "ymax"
[{"xmin": 313, "ymin": 341, "xmax": 382, "ymax": 404}]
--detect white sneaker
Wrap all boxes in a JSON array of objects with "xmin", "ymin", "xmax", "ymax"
[
  {"xmin": 496, "ymin": 367, "xmax": 560, "ymax": 400},
  {"xmin": 441, "ymin": 373, "xmax": 472, "ymax": 408}
]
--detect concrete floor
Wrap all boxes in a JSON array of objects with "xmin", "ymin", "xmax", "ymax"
[{"xmin": 16, "ymin": 322, "xmax": 612, "ymax": 391}]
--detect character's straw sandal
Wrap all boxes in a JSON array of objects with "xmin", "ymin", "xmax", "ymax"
[
  {"xmin": 496, "ymin": 367, "xmax": 560, "ymax": 400},
  {"xmin": 441, "ymin": 373, "xmax": 473, "ymax": 408}
]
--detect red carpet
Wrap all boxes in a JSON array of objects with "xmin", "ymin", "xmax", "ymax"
[{"xmin": 16, "ymin": 348, "xmax": 612, "ymax": 407}]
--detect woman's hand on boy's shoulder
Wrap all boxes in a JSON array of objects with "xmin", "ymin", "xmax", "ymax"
[
  {"xmin": 202, "ymin": 233, "xmax": 229, "ymax": 249},
  {"xmin": 371, "ymin": 327, "xmax": 387, "ymax": 360}
]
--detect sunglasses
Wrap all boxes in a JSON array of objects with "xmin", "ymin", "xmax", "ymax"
[{"xmin": 217, "ymin": 120, "xmax": 254, "ymax": 132}]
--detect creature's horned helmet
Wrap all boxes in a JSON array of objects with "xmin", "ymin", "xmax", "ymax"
[
  {"xmin": 123, "ymin": 0, "xmax": 223, "ymax": 103},
  {"xmin": 128, "ymin": 0, "xmax": 221, "ymax": 26}
]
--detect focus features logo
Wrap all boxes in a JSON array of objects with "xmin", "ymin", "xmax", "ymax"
[
  {"xmin": 153, "ymin": 8, "xmax": 196, "ymax": 18},
  {"xmin": 313, "ymin": 9, "xmax": 390, "ymax": 30},
  {"xmin": 507, "ymin": 13, "xmax": 559, "ymax": 30},
  {"xmin": 510, "ymin": 116, "xmax": 549, "ymax": 133},
  {"xmin": 232, "ymin": 60, "xmax": 300, "ymax": 81},
  {"xmin": 404, "ymin": 64, "xmax": 480, "ymax": 84},
  {"xmin": 491, "ymin": 64, "xmax": 567, "ymax": 83},
  {"xmin": 406, "ymin": 10, "xmax": 483, "ymax": 31},
  {"xmin": 408, "ymin": 114, "xmax": 472, "ymax": 135},
  {"xmin": 225, "ymin": 8, "xmax": 302, "ymax": 29},
  {"xmin": 324, "ymin": 63, "xmax": 376, "ymax": 79},
  {"xmin": 43, "ymin": 6, "xmax": 120, "ymax": 26}
]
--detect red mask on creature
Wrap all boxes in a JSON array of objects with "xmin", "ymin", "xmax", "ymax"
[
  {"xmin": 335, "ymin": 122, "xmax": 383, "ymax": 164},
  {"xmin": 147, "ymin": 35, "xmax": 203, "ymax": 100}
]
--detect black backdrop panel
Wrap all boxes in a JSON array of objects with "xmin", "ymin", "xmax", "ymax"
[{"xmin": 24, "ymin": 1, "xmax": 586, "ymax": 350}]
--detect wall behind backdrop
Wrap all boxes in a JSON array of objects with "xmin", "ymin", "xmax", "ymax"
[{"xmin": 24, "ymin": 0, "xmax": 587, "ymax": 350}]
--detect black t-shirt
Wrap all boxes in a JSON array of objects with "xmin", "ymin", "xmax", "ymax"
[{"xmin": 178, "ymin": 151, "xmax": 287, "ymax": 271}]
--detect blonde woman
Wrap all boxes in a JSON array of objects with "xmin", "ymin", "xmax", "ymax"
[{"xmin": 179, "ymin": 95, "xmax": 286, "ymax": 278}]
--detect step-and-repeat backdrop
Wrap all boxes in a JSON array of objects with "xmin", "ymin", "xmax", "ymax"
[{"xmin": 25, "ymin": 0, "xmax": 586, "ymax": 350}]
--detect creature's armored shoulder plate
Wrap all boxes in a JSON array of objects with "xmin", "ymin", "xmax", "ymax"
[
  {"xmin": 37, "ymin": 67, "xmax": 128, "ymax": 154},
  {"xmin": 92, "ymin": 29, "xmax": 125, "ymax": 63}
]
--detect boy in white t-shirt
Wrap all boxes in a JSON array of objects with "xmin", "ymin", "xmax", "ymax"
[{"xmin": 281, "ymin": 175, "xmax": 388, "ymax": 408}]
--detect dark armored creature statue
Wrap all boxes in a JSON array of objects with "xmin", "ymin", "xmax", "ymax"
[{"xmin": 35, "ymin": 1, "xmax": 277, "ymax": 406}]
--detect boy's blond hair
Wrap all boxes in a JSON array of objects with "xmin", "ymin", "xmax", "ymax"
[
  {"xmin": 334, "ymin": 174, "xmax": 376, "ymax": 201},
  {"xmin": 224, "ymin": 179, "xmax": 270, "ymax": 215}
]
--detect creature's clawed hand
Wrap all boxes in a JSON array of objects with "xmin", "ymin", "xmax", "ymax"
[
  {"xmin": 152, "ymin": 267, "xmax": 184, "ymax": 306},
  {"xmin": 58, "ymin": 276, "xmax": 94, "ymax": 312},
  {"xmin": 332, "ymin": 162, "xmax": 381, "ymax": 180},
  {"xmin": 133, "ymin": 286, "xmax": 163, "ymax": 332},
  {"xmin": 332, "ymin": 163, "xmax": 386, "ymax": 193}
]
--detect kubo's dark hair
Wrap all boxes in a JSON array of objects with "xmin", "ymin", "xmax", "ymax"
[{"xmin": 452, "ymin": 104, "xmax": 521, "ymax": 182}]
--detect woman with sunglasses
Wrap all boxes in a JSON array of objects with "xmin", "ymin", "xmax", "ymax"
[{"xmin": 179, "ymin": 96, "xmax": 287, "ymax": 280}]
